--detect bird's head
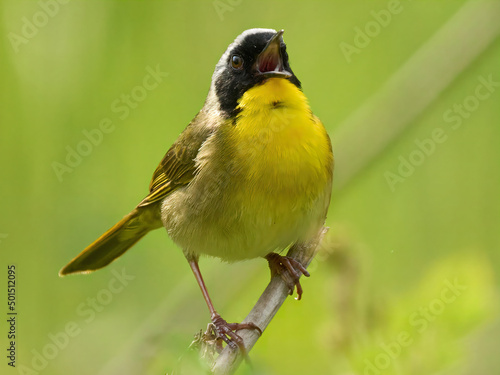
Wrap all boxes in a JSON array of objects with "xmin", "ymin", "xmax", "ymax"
[{"xmin": 208, "ymin": 28, "xmax": 301, "ymax": 117}]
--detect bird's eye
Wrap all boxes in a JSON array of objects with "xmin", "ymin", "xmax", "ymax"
[{"xmin": 231, "ymin": 55, "xmax": 244, "ymax": 70}]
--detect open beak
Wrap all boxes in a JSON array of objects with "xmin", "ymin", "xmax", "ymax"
[{"xmin": 255, "ymin": 30, "xmax": 292, "ymax": 78}]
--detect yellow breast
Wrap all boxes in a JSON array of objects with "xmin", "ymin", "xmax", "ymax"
[{"xmin": 229, "ymin": 78, "xmax": 333, "ymax": 198}]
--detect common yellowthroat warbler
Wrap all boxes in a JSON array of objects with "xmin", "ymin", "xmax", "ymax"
[{"xmin": 60, "ymin": 28, "xmax": 333, "ymax": 350}]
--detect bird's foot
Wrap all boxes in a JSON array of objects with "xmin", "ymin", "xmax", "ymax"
[
  {"xmin": 265, "ymin": 253, "xmax": 310, "ymax": 300},
  {"xmin": 211, "ymin": 313, "xmax": 262, "ymax": 355}
]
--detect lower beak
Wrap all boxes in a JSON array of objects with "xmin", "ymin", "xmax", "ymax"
[{"xmin": 255, "ymin": 30, "xmax": 292, "ymax": 78}]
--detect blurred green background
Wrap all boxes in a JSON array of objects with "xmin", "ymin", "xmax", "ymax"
[{"xmin": 1, "ymin": 1, "xmax": 499, "ymax": 374}]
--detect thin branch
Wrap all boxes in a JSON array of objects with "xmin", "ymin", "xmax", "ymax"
[{"xmin": 210, "ymin": 227, "xmax": 329, "ymax": 375}]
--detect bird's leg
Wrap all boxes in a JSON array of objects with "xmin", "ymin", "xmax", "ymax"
[
  {"xmin": 187, "ymin": 256, "xmax": 262, "ymax": 354},
  {"xmin": 265, "ymin": 252, "xmax": 310, "ymax": 300}
]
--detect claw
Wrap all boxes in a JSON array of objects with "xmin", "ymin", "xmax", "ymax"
[
  {"xmin": 211, "ymin": 313, "xmax": 262, "ymax": 356},
  {"xmin": 265, "ymin": 253, "xmax": 310, "ymax": 300}
]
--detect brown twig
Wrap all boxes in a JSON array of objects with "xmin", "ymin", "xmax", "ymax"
[{"xmin": 209, "ymin": 227, "xmax": 329, "ymax": 375}]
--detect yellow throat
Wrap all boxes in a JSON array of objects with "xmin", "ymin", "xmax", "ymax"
[{"xmin": 230, "ymin": 78, "xmax": 332, "ymax": 196}]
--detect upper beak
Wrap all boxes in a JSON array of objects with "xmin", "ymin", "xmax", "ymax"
[{"xmin": 255, "ymin": 30, "xmax": 292, "ymax": 78}]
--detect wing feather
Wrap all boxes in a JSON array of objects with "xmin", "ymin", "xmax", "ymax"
[{"xmin": 138, "ymin": 111, "xmax": 215, "ymax": 207}]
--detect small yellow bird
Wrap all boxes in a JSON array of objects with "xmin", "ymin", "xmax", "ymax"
[{"xmin": 60, "ymin": 28, "xmax": 333, "ymax": 350}]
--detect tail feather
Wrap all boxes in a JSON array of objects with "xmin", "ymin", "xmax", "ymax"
[{"xmin": 59, "ymin": 208, "xmax": 157, "ymax": 276}]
